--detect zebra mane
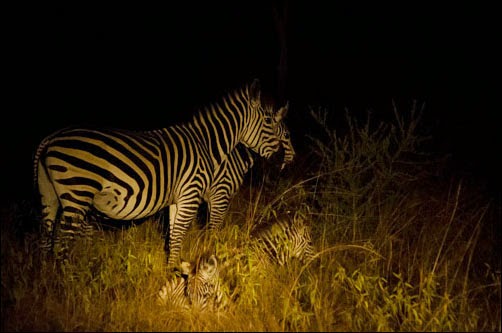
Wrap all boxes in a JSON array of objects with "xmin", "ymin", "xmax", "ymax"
[{"xmin": 188, "ymin": 82, "xmax": 256, "ymax": 167}]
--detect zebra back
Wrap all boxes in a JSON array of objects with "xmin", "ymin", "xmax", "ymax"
[
  {"xmin": 158, "ymin": 276, "xmax": 190, "ymax": 310},
  {"xmin": 157, "ymin": 261, "xmax": 193, "ymax": 309}
]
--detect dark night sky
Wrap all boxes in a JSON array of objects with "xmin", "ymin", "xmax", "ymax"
[{"xmin": 2, "ymin": 2, "xmax": 499, "ymax": 201}]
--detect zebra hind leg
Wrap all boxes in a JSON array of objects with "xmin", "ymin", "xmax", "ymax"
[
  {"xmin": 55, "ymin": 212, "xmax": 90, "ymax": 266},
  {"xmin": 38, "ymin": 202, "xmax": 60, "ymax": 262},
  {"xmin": 37, "ymin": 186, "xmax": 61, "ymax": 261},
  {"xmin": 39, "ymin": 217, "xmax": 56, "ymax": 260}
]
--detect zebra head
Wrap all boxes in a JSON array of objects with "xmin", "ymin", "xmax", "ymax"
[
  {"xmin": 289, "ymin": 213, "xmax": 315, "ymax": 264},
  {"xmin": 185, "ymin": 254, "xmax": 221, "ymax": 311},
  {"xmin": 251, "ymin": 211, "xmax": 315, "ymax": 266},
  {"xmin": 273, "ymin": 102, "xmax": 295, "ymax": 170},
  {"xmin": 239, "ymin": 79, "xmax": 283, "ymax": 159}
]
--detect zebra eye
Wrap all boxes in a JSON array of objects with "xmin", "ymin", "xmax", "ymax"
[
  {"xmin": 264, "ymin": 117, "xmax": 272, "ymax": 124},
  {"xmin": 284, "ymin": 132, "xmax": 290, "ymax": 139}
]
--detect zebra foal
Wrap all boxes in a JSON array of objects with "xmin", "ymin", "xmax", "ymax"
[
  {"xmin": 158, "ymin": 254, "xmax": 223, "ymax": 311},
  {"xmin": 250, "ymin": 211, "xmax": 315, "ymax": 266}
]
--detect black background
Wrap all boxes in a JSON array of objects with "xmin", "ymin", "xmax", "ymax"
[{"xmin": 2, "ymin": 2, "xmax": 499, "ymax": 201}]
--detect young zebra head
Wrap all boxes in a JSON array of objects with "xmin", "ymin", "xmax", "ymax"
[
  {"xmin": 158, "ymin": 254, "xmax": 222, "ymax": 311},
  {"xmin": 186, "ymin": 254, "xmax": 222, "ymax": 311},
  {"xmin": 250, "ymin": 211, "xmax": 315, "ymax": 266}
]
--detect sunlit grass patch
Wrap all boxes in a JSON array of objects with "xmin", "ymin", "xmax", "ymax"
[{"xmin": 2, "ymin": 103, "xmax": 500, "ymax": 331}]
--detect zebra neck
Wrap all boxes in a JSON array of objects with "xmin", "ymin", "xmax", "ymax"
[{"xmin": 190, "ymin": 95, "xmax": 248, "ymax": 167}]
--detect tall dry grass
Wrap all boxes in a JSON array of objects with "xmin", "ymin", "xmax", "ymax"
[{"xmin": 1, "ymin": 104, "xmax": 500, "ymax": 331}]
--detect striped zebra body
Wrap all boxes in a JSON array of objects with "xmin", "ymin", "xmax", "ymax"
[
  {"xmin": 158, "ymin": 254, "xmax": 222, "ymax": 311},
  {"xmin": 250, "ymin": 212, "xmax": 315, "ymax": 266},
  {"xmin": 158, "ymin": 275, "xmax": 190, "ymax": 310},
  {"xmin": 34, "ymin": 79, "xmax": 284, "ymax": 267},
  {"xmin": 205, "ymin": 103, "xmax": 295, "ymax": 230},
  {"xmin": 157, "ymin": 261, "xmax": 193, "ymax": 310}
]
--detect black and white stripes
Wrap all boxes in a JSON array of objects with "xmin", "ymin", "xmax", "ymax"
[
  {"xmin": 34, "ymin": 79, "xmax": 284, "ymax": 267},
  {"xmin": 205, "ymin": 102, "xmax": 295, "ymax": 231},
  {"xmin": 158, "ymin": 255, "xmax": 222, "ymax": 311},
  {"xmin": 250, "ymin": 212, "xmax": 315, "ymax": 266}
]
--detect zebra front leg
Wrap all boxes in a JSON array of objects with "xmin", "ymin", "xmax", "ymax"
[
  {"xmin": 207, "ymin": 198, "xmax": 230, "ymax": 231},
  {"xmin": 165, "ymin": 202, "xmax": 199, "ymax": 269}
]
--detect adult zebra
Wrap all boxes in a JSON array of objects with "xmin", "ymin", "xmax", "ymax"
[
  {"xmin": 34, "ymin": 79, "xmax": 283, "ymax": 267},
  {"xmin": 203, "ymin": 102, "xmax": 295, "ymax": 231}
]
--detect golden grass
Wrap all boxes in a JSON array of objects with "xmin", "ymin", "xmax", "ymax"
[{"xmin": 1, "ymin": 104, "xmax": 500, "ymax": 331}]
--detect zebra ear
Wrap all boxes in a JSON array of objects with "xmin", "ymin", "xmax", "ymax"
[
  {"xmin": 275, "ymin": 101, "xmax": 289, "ymax": 122},
  {"xmin": 249, "ymin": 79, "xmax": 261, "ymax": 108},
  {"xmin": 200, "ymin": 254, "xmax": 218, "ymax": 278},
  {"xmin": 208, "ymin": 255, "xmax": 218, "ymax": 269}
]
